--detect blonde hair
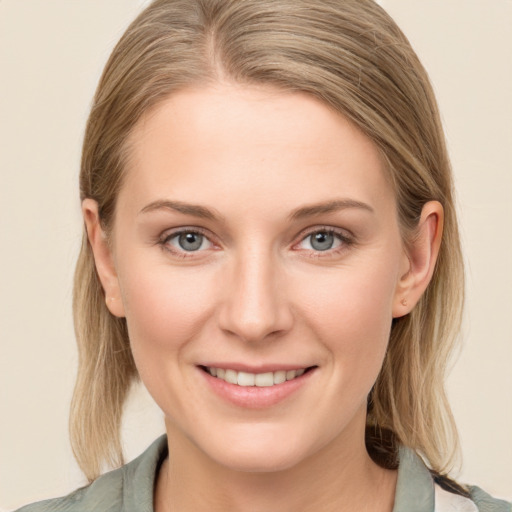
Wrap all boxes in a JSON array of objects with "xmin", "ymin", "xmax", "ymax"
[{"xmin": 71, "ymin": 0, "xmax": 464, "ymax": 482}]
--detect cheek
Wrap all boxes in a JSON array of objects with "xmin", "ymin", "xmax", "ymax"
[
  {"xmin": 118, "ymin": 260, "xmax": 217, "ymax": 367},
  {"xmin": 294, "ymin": 258, "xmax": 399, "ymax": 369}
]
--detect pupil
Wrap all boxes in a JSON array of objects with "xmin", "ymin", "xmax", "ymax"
[
  {"xmin": 311, "ymin": 232, "xmax": 333, "ymax": 251},
  {"xmin": 179, "ymin": 232, "xmax": 203, "ymax": 251}
]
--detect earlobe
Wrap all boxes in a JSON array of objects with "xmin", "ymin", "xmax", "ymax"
[
  {"xmin": 392, "ymin": 201, "xmax": 444, "ymax": 318},
  {"xmin": 82, "ymin": 199, "xmax": 125, "ymax": 318}
]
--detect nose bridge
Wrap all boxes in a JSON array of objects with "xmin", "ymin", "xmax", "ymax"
[{"xmin": 219, "ymin": 245, "xmax": 292, "ymax": 342}]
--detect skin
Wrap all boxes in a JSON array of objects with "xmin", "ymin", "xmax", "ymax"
[{"xmin": 84, "ymin": 84, "xmax": 443, "ymax": 512}]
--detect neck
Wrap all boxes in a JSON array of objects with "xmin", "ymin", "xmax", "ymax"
[{"xmin": 155, "ymin": 418, "xmax": 397, "ymax": 512}]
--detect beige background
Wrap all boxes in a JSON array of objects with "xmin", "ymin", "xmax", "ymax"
[{"xmin": 1, "ymin": 1, "xmax": 510, "ymax": 509}]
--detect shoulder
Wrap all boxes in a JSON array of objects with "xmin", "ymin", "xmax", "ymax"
[
  {"xmin": 14, "ymin": 475, "xmax": 122, "ymax": 512},
  {"xmin": 468, "ymin": 486, "xmax": 512, "ymax": 512},
  {"xmin": 14, "ymin": 482, "xmax": 116, "ymax": 512},
  {"xmin": 435, "ymin": 484, "xmax": 511, "ymax": 512},
  {"xmin": 14, "ymin": 435, "xmax": 168, "ymax": 512},
  {"xmin": 396, "ymin": 446, "xmax": 511, "ymax": 512}
]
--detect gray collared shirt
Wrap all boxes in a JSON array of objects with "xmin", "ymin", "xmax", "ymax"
[{"xmin": 16, "ymin": 435, "xmax": 511, "ymax": 512}]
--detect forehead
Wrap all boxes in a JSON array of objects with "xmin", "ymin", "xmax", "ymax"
[{"xmin": 120, "ymin": 84, "xmax": 394, "ymax": 218}]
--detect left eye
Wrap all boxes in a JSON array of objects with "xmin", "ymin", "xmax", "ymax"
[
  {"xmin": 166, "ymin": 231, "xmax": 213, "ymax": 252},
  {"xmin": 298, "ymin": 230, "xmax": 343, "ymax": 252}
]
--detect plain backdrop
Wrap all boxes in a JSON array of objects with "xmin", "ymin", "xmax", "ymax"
[{"xmin": 1, "ymin": 1, "xmax": 511, "ymax": 509}]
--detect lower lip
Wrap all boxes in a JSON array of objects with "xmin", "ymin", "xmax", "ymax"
[{"xmin": 199, "ymin": 367, "xmax": 316, "ymax": 409}]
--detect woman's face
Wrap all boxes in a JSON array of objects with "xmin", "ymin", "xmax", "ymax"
[{"xmin": 101, "ymin": 84, "xmax": 412, "ymax": 471}]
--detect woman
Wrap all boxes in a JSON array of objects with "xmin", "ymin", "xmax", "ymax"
[{"xmin": 16, "ymin": 0, "xmax": 511, "ymax": 510}]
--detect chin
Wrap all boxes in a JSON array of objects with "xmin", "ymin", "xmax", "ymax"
[
  {"xmin": 213, "ymin": 445, "xmax": 305, "ymax": 473},
  {"xmin": 195, "ymin": 424, "xmax": 320, "ymax": 473}
]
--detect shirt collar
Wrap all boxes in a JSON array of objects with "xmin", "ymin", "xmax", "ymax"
[
  {"xmin": 393, "ymin": 445, "xmax": 435, "ymax": 512},
  {"xmin": 124, "ymin": 436, "xmax": 435, "ymax": 512}
]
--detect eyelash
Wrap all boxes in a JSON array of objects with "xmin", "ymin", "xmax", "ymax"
[
  {"xmin": 157, "ymin": 226, "xmax": 354, "ymax": 259},
  {"xmin": 293, "ymin": 227, "xmax": 354, "ymax": 258}
]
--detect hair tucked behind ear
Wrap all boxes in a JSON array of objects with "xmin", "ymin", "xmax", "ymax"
[
  {"xmin": 72, "ymin": 0, "xmax": 464, "ymax": 481},
  {"xmin": 71, "ymin": 234, "xmax": 136, "ymax": 478}
]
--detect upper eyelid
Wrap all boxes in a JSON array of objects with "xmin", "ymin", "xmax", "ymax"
[
  {"xmin": 294, "ymin": 226, "xmax": 353, "ymax": 243},
  {"xmin": 160, "ymin": 226, "xmax": 213, "ymax": 241}
]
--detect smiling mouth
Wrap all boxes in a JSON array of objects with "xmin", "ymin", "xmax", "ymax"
[{"xmin": 200, "ymin": 366, "xmax": 316, "ymax": 387}]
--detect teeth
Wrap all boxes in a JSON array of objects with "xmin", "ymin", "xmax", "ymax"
[
  {"xmin": 255, "ymin": 372, "xmax": 274, "ymax": 387},
  {"xmin": 206, "ymin": 367, "xmax": 308, "ymax": 386},
  {"xmin": 237, "ymin": 371, "xmax": 255, "ymax": 386},
  {"xmin": 286, "ymin": 370, "xmax": 296, "ymax": 380},
  {"xmin": 273, "ymin": 370, "xmax": 286, "ymax": 384},
  {"xmin": 225, "ymin": 369, "xmax": 238, "ymax": 385}
]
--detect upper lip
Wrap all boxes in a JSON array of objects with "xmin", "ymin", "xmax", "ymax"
[{"xmin": 198, "ymin": 363, "xmax": 315, "ymax": 373}]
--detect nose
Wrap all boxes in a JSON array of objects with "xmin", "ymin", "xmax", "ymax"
[{"xmin": 217, "ymin": 248, "xmax": 293, "ymax": 343}]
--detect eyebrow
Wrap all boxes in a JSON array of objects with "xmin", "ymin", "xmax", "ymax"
[
  {"xmin": 289, "ymin": 199, "xmax": 374, "ymax": 220},
  {"xmin": 139, "ymin": 200, "xmax": 222, "ymax": 221},
  {"xmin": 139, "ymin": 198, "xmax": 374, "ymax": 222}
]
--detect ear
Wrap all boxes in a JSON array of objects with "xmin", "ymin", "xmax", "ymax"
[
  {"xmin": 392, "ymin": 201, "xmax": 444, "ymax": 318},
  {"xmin": 82, "ymin": 198, "xmax": 125, "ymax": 318}
]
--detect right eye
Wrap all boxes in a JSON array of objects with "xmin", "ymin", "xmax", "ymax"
[{"xmin": 162, "ymin": 230, "xmax": 213, "ymax": 254}]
